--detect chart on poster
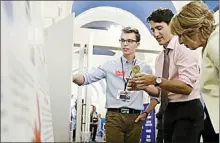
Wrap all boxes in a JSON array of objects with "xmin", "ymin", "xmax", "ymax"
[{"xmin": 1, "ymin": 1, "xmax": 54, "ymax": 142}]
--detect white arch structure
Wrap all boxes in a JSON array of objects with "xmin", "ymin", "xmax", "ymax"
[{"xmin": 74, "ymin": 6, "xmax": 161, "ymax": 52}]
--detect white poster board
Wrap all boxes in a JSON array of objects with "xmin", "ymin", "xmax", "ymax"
[
  {"xmin": 1, "ymin": 1, "xmax": 54, "ymax": 142},
  {"xmin": 44, "ymin": 14, "xmax": 74, "ymax": 142}
]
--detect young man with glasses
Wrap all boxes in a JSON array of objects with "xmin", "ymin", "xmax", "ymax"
[{"xmin": 72, "ymin": 27, "xmax": 158, "ymax": 143}]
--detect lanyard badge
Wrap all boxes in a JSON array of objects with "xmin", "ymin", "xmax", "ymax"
[{"xmin": 120, "ymin": 57, "xmax": 139, "ymax": 91}]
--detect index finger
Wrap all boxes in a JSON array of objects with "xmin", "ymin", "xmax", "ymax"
[
  {"xmin": 126, "ymin": 78, "xmax": 136, "ymax": 84},
  {"xmin": 133, "ymin": 73, "xmax": 145, "ymax": 78}
]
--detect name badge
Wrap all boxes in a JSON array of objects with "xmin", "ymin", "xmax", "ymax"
[{"xmin": 117, "ymin": 90, "xmax": 131, "ymax": 102}]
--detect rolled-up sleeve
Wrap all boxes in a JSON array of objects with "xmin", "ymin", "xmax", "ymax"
[
  {"xmin": 175, "ymin": 45, "xmax": 200, "ymax": 87},
  {"xmin": 150, "ymin": 96, "xmax": 160, "ymax": 103},
  {"xmin": 82, "ymin": 62, "xmax": 108, "ymax": 85}
]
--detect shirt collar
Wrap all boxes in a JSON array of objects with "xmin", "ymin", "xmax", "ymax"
[
  {"xmin": 121, "ymin": 55, "xmax": 136, "ymax": 64},
  {"xmin": 164, "ymin": 35, "xmax": 179, "ymax": 50}
]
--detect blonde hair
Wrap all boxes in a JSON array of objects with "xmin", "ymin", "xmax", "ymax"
[{"xmin": 170, "ymin": 1, "xmax": 216, "ymax": 42}]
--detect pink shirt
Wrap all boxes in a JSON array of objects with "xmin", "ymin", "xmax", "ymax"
[{"xmin": 155, "ymin": 36, "xmax": 201, "ymax": 102}]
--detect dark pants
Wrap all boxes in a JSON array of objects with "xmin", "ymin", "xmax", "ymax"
[
  {"xmin": 90, "ymin": 124, "xmax": 98, "ymax": 141},
  {"xmin": 163, "ymin": 99, "xmax": 204, "ymax": 143},
  {"xmin": 156, "ymin": 117, "xmax": 163, "ymax": 143},
  {"xmin": 202, "ymin": 106, "xmax": 219, "ymax": 143},
  {"xmin": 156, "ymin": 129, "xmax": 163, "ymax": 143},
  {"xmin": 105, "ymin": 111, "xmax": 142, "ymax": 143},
  {"xmin": 72, "ymin": 129, "xmax": 76, "ymax": 141}
]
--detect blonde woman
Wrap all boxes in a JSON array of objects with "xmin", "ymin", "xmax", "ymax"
[{"xmin": 170, "ymin": 1, "xmax": 219, "ymax": 142}]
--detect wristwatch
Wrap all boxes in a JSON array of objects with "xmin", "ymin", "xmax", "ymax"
[{"xmin": 155, "ymin": 77, "xmax": 162, "ymax": 86}]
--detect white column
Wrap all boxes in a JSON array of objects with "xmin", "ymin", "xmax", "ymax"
[
  {"xmin": 75, "ymin": 44, "xmax": 85, "ymax": 142},
  {"xmin": 84, "ymin": 32, "xmax": 94, "ymax": 141}
]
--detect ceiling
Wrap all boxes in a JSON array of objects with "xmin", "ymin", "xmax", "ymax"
[
  {"xmin": 40, "ymin": 1, "xmax": 218, "ymax": 28},
  {"xmin": 71, "ymin": 1, "xmax": 219, "ymax": 56},
  {"xmin": 72, "ymin": 1, "xmax": 177, "ymax": 56},
  {"xmin": 72, "ymin": 1, "xmax": 219, "ymax": 30},
  {"xmin": 72, "ymin": 1, "xmax": 177, "ymax": 32}
]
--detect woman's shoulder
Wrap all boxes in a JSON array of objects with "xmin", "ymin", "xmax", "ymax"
[{"xmin": 206, "ymin": 25, "xmax": 219, "ymax": 48}]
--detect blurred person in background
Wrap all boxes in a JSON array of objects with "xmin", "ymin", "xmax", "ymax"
[
  {"xmin": 90, "ymin": 105, "xmax": 99, "ymax": 142},
  {"xmin": 97, "ymin": 114, "xmax": 103, "ymax": 138}
]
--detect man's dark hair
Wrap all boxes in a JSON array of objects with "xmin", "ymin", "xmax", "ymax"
[
  {"xmin": 147, "ymin": 8, "xmax": 174, "ymax": 24},
  {"xmin": 122, "ymin": 27, "xmax": 141, "ymax": 42}
]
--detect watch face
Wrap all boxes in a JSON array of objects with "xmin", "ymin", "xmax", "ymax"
[{"xmin": 156, "ymin": 77, "xmax": 162, "ymax": 84}]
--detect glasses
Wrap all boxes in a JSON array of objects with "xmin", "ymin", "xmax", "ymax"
[{"xmin": 119, "ymin": 39, "xmax": 137, "ymax": 44}]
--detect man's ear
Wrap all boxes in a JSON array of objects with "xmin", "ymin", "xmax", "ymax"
[{"xmin": 137, "ymin": 42, "xmax": 140, "ymax": 47}]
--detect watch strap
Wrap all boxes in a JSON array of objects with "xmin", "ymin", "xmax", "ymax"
[
  {"xmin": 155, "ymin": 82, "xmax": 160, "ymax": 86},
  {"xmin": 142, "ymin": 111, "xmax": 149, "ymax": 115}
]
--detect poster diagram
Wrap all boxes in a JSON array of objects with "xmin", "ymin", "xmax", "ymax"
[{"xmin": 1, "ymin": 1, "xmax": 54, "ymax": 142}]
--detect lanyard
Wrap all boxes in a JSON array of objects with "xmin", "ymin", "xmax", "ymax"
[{"xmin": 120, "ymin": 57, "xmax": 136, "ymax": 91}]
